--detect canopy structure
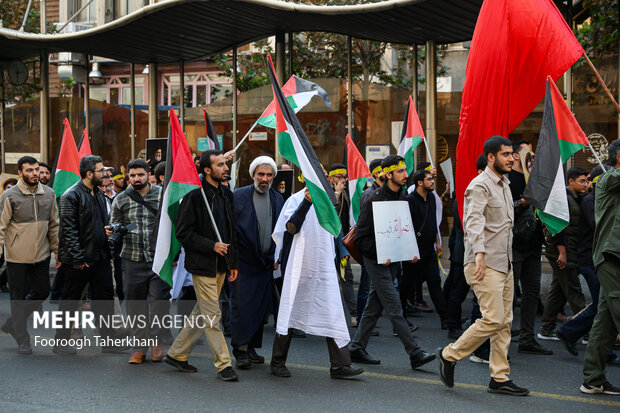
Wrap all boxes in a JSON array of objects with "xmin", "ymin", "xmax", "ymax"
[{"xmin": 0, "ymin": 0, "xmax": 483, "ymax": 64}]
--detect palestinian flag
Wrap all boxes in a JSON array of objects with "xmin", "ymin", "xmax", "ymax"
[
  {"xmin": 523, "ymin": 76, "xmax": 589, "ymax": 235},
  {"xmin": 258, "ymin": 75, "xmax": 331, "ymax": 129},
  {"xmin": 267, "ymin": 55, "xmax": 341, "ymax": 237},
  {"xmin": 398, "ymin": 95, "xmax": 424, "ymax": 175},
  {"xmin": 203, "ymin": 109, "xmax": 221, "ymax": 150},
  {"xmin": 77, "ymin": 128, "xmax": 92, "ymax": 159},
  {"xmin": 152, "ymin": 109, "xmax": 201, "ymax": 286},
  {"xmin": 345, "ymin": 134, "xmax": 371, "ymax": 227},
  {"xmin": 53, "ymin": 118, "xmax": 80, "ymax": 198}
]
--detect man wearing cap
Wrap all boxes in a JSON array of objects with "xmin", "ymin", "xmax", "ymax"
[{"xmin": 230, "ymin": 156, "xmax": 284, "ymax": 369}]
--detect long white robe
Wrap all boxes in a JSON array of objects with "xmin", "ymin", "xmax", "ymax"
[{"xmin": 272, "ymin": 189, "xmax": 350, "ymax": 347}]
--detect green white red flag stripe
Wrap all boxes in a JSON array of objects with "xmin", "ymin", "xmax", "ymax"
[
  {"xmin": 152, "ymin": 109, "xmax": 202, "ymax": 286},
  {"xmin": 258, "ymin": 75, "xmax": 331, "ymax": 129},
  {"xmin": 77, "ymin": 128, "xmax": 92, "ymax": 159},
  {"xmin": 203, "ymin": 108, "xmax": 221, "ymax": 150},
  {"xmin": 523, "ymin": 76, "xmax": 589, "ymax": 235},
  {"xmin": 52, "ymin": 118, "xmax": 81, "ymax": 198},
  {"xmin": 398, "ymin": 95, "xmax": 424, "ymax": 174},
  {"xmin": 267, "ymin": 55, "xmax": 341, "ymax": 237},
  {"xmin": 345, "ymin": 134, "xmax": 371, "ymax": 227}
]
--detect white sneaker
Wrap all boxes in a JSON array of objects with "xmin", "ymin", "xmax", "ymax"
[
  {"xmin": 580, "ymin": 382, "xmax": 620, "ymax": 395},
  {"xmin": 469, "ymin": 354, "xmax": 489, "ymax": 364}
]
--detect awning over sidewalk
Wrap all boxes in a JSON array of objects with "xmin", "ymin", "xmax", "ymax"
[{"xmin": 0, "ymin": 0, "xmax": 483, "ymax": 64}]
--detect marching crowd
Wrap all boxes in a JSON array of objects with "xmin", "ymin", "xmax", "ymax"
[{"xmin": 0, "ymin": 136, "xmax": 619, "ymax": 396}]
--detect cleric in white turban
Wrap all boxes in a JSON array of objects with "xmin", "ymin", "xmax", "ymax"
[{"xmin": 229, "ymin": 155, "xmax": 284, "ymax": 368}]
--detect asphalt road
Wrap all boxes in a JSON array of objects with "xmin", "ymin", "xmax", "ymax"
[{"xmin": 1, "ymin": 269, "xmax": 618, "ymax": 412}]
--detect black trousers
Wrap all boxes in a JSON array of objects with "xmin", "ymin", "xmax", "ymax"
[
  {"xmin": 271, "ymin": 329, "xmax": 351, "ymax": 368},
  {"xmin": 55, "ymin": 259, "xmax": 115, "ymax": 340},
  {"xmin": 6, "ymin": 258, "xmax": 51, "ymax": 344},
  {"xmin": 404, "ymin": 254, "xmax": 447, "ymax": 320},
  {"xmin": 443, "ymin": 262, "xmax": 470, "ymax": 331}
]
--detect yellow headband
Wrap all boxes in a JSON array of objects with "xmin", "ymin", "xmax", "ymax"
[
  {"xmin": 329, "ymin": 168, "xmax": 347, "ymax": 177},
  {"xmin": 591, "ymin": 175, "xmax": 600, "ymax": 184},
  {"xmin": 383, "ymin": 161, "xmax": 406, "ymax": 175},
  {"xmin": 298, "ymin": 173, "xmax": 305, "ymax": 183},
  {"xmin": 372, "ymin": 165, "xmax": 383, "ymax": 177},
  {"xmin": 113, "ymin": 173, "xmax": 125, "ymax": 180},
  {"xmin": 424, "ymin": 165, "xmax": 432, "ymax": 171}
]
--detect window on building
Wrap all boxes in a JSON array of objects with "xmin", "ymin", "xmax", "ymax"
[
  {"xmin": 70, "ymin": 0, "xmax": 97, "ymax": 23},
  {"xmin": 89, "ymin": 75, "xmax": 145, "ymax": 105},
  {"xmin": 161, "ymin": 73, "xmax": 232, "ymax": 107},
  {"xmin": 114, "ymin": 0, "xmax": 142, "ymax": 20}
]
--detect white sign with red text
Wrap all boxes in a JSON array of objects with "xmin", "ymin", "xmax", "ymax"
[{"xmin": 372, "ymin": 200, "xmax": 419, "ymax": 264}]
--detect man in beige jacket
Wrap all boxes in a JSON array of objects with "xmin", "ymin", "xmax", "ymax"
[{"xmin": 0, "ymin": 156, "xmax": 59, "ymax": 354}]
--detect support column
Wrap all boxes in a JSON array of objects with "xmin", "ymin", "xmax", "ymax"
[
  {"xmin": 40, "ymin": 49, "xmax": 49, "ymax": 163},
  {"xmin": 179, "ymin": 60, "xmax": 185, "ymax": 131},
  {"xmin": 425, "ymin": 40, "xmax": 437, "ymax": 165},
  {"xmin": 347, "ymin": 35, "xmax": 353, "ymax": 138},
  {"xmin": 1, "ymin": 68, "xmax": 5, "ymax": 173},
  {"xmin": 130, "ymin": 63, "xmax": 136, "ymax": 159},
  {"xmin": 232, "ymin": 47, "xmax": 238, "ymax": 159},
  {"xmin": 288, "ymin": 32, "xmax": 294, "ymax": 77},
  {"xmin": 84, "ymin": 55, "xmax": 90, "ymax": 139},
  {"xmin": 148, "ymin": 63, "xmax": 158, "ymax": 139}
]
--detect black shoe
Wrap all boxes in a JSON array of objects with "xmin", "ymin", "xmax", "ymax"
[
  {"xmin": 441, "ymin": 319, "xmax": 448, "ymax": 330},
  {"xmin": 518, "ymin": 341, "xmax": 553, "ymax": 355},
  {"xmin": 405, "ymin": 305, "xmax": 423, "ymax": 317},
  {"xmin": 436, "ymin": 347, "xmax": 455, "ymax": 387},
  {"xmin": 556, "ymin": 330, "xmax": 578, "ymax": 357},
  {"xmin": 271, "ymin": 365, "xmax": 292, "ymax": 377},
  {"xmin": 607, "ymin": 353, "xmax": 620, "ymax": 366},
  {"xmin": 448, "ymin": 329, "xmax": 463, "ymax": 340},
  {"xmin": 410, "ymin": 350, "xmax": 436, "ymax": 369},
  {"xmin": 290, "ymin": 328, "xmax": 306, "ymax": 338},
  {"xmin": 101, "ymin": 345, "xmax": 130, "ymax": 354},
  {"xmin": 248, "ymin": 348, "xmax": 265, "ymax": 364},
  {"xmin": 18, "ymin": 341, "xmax": 32, "ymax": 354},
  {"xmin": 1, "ymin": 318, "xmax": 16, "ymax": 343},
  {"xmin": 234, "ymin": 349, "xmax": 251, "ymax": 369},
  {"xmin": 330, "ymin": 365, "xmax": 364, "ymax": 379},
  {"xmin": 581, "ymin": 381, "xmax": 620, "ymax": 395},
  {"xmin": 53, "ymin": 344, "xmax": 77, "ymax": 355},
  {"xmin": 488, "ymin": 379, "xmax": 529, "ymax": 396},
  {"xmin": 371, "ymin": 329, "xmax": 379, "ymax": 336},
  {"xmin": 218, "ymin": 366, "xmax": 239, "ymax": 381},
  {"xmin": 350, "ymin": 348, "xmax": 381, "ymax": 365},
  {"xmin": 164, "ymin": 355, "xmax": 197, "ymax": 372},
  {"xmin": 511, "ymin": 328, "xmax": 520, "ymax": 337}
]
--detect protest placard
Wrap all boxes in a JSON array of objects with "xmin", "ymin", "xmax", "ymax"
[{"xmin": 372, "ymin": 200, "xmax": 419, "ymax": 263}]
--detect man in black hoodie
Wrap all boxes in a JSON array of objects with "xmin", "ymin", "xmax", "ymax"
[
  {"xmin": 349, "ymin": 155, "xmax": 435, "ymax": 370},
  {"xmin": 165, "ymin": 150, "xmax": 239, "ymax": 382}
]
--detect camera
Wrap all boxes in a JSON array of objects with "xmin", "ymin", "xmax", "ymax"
[{"xmin": 108, "ymin": 222, "xmax": 137, "ymax": 248}]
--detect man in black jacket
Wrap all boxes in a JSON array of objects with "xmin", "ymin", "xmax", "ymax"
[
  {"xmin": 53, "ymin": 155, "xmax": 120, "ymax": 354},
  {"xmin": 165, "ymin": 150, "xmax": 239, "ymax": 382},
  {"xmin": 349, "ymin": 155, "xmax": 435, "ymax": 370}
]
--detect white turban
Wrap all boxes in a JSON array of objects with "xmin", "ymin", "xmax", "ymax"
[{"xmin": 249, "ymin": 156, "xmax": 277, "ymax": 178}]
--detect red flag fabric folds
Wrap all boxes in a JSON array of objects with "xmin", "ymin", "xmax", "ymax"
[{"xmin": 455, "ymin": 0, "xmax": 583, "ymax": 219}]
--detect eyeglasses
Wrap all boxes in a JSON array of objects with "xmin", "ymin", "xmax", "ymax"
[{"xmin": 576, "ymin": 179, "xmax": 588, "ymax": 185}]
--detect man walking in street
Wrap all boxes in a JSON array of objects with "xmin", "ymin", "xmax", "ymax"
[
  {"xmin": 230, "ymin": 156, "xmax": 283, "ymax": 369},
  {"xmin": 581, "ymin": 139, "xmax": 620, "ymax": 395},
  {"xmin": 0, "ymin": 156, "xmax": 59, "ymax": 354},
  {"xmin": 508, "ymin": 140, "xmax": 552, "ymax": 355},
  {"xmin": 165, "ymin": 150, "xmax": 239, "ymax": 382},
  {"xmin": 109, "ymin": 159, "xmax": 167, "ymax": 364},
  {"xmin": 350, "ymin": 155, "xmax": 436, "ymax": 370},
  {"xmin": 403, "ymin": 168, "xmax": 447, "ymax": 329},
  {"xmin": 437, "ymin": 136, "xmax": 529, "ymax": 396},
  {"xmin": 538, "ymin": 167, "xmax": 587, "ymax": 340},
  {"xmin": 53, "ymin": 155, "xmax": 123, "ymax": 354}
]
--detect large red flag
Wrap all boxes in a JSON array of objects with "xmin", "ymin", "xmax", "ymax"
[{"xmin": 455, "ymin": 0, "xmax": 583, "ymax": 219}]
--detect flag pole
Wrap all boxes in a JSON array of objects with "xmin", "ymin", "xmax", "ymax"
[
  {"xmin": 583, "ymin": 53, "xmax": 620, "ymax": 114},
  {"xmin": 587, "ymin": 141, "xmax": 606, "ymax": 170},
  {"xmin": 199, "ymin": 190, "xmax": 222, "ymax": 243},
  {"xmin": 231, "ymin": 120, "xmax": 259, "ymax": 153},
  {"xmin": 422, "ymin": 138, "xmax": 435, "ymax": 167}
]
